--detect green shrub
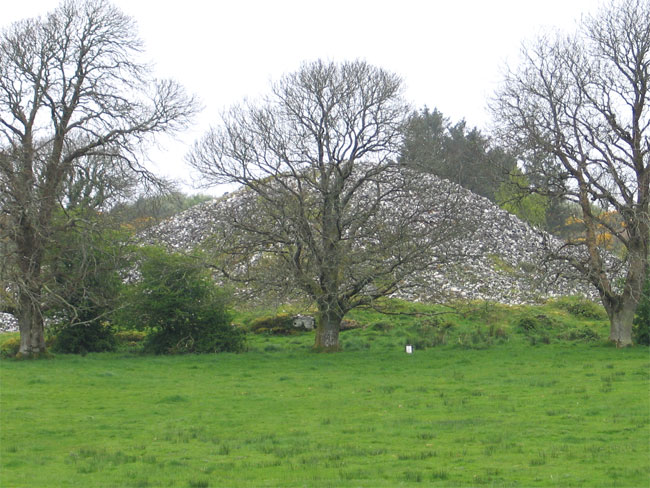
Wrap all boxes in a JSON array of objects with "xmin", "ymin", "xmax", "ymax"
[
  {"xmin": 517, "ymin": 314, "xmax": 554, "ymax": 331},
  {"xmin": 552, "ymin": 296, "xmax": 606, "ymax": 319},
  {"xmin": 517, "ymin": 316, "xmax": 539, "ymax": 331},
  {"xmin": 564, "ymin": 326, "xmax": 601, "ymax": 342},
  {"xmin": 119, "ymin": 247, "xmax": 245, "ymax": 354},
  {"xmin": 517, "ymin": 314, "xmax": 557, "ymax": 345},
  {"xmin": 0, "ymin": 336, "xmax": 21, "ymax": 358},
  {"xmin": 115, "ymin": 330, "xmax": 147, "ymax": 352},
  {"xmin": 44, "ymin": 210, "xmax": 131, "ymax": 331},
  {"xmin": 249, "ymin": 314, "xmax": 294, "ymax": 334},
  {"xmin": 115, "ymin": 330, "xmax": 147, "ymax": 344},
  {"xmin": 633, "ymin": 272, "xmax": 650, "ymax": 346},
  {"xmin": 144, "ymin": 316, "xmax": 244, "ymax": 355},
  {"xmin": 51, "ymin": 321, "xmax": 117, "ymax": 354}
]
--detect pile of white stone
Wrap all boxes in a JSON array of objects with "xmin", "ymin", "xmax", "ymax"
[
  {"xmin": 1, "ymin": 173, "xmax": 609, "ymax": 335},
  {"xmin": 142, "ymin": 173, "xmax": 603, "ymax": 306},
  {"xmin": 0, "ymin": 313, "xmax": 18, "ymax": 333}
]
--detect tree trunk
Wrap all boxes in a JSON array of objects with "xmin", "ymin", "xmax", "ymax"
[
  {"xmin": 17, "ymin": 288, "xmax": 46, "ymax": 357},
  {"xmin": 605, "ymin": 246, "xmax": 648, "ymax": 347},
  {"xmin": 15, "ymin": 215, "xmax": 48, "ymax": 358},
  {"xmin": 607, "ymin": 303, "xmax": 636, "ymax": 347},
  {"xmin": 602, "ymin": 278, "xmax": 641, "ymax": 347},
  {"xmin": 313, "ymin": 306, "xmax": 343, "ymax": 352}
]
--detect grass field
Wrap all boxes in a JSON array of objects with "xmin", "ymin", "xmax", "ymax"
[
  {"xmin": 2, "ymin": 338, "xmax": 649, "ymax": 486},
  {"xmin": 1, "ymin": 299, "xmax": 649, "ymax": 487}
]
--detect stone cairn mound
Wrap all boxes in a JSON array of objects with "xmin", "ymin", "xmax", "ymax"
[
  {"xmin": 0, "ymin": 313, "xmax": 18, "ymax": 333},
  {"xmin": 1, "ymin": 175, "xmax": 604, "ymax": 333},
  {"xmin": 142, "ymin": 174, "xmax": 600, "ymax": 306}
]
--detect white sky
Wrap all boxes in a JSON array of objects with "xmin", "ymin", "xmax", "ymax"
[{"xmin": 4, "ymin": 0, "xmax": 602, "ymax": 195}]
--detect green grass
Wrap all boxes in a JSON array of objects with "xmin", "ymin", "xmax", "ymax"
[
  {"xmin": 1, "ymin": 298, "xmax": 648, "ymax": 486},
  {"xmin": 238, "ymin": 296, "xmax": 613, "ymax": 353},
  {"xmin": 2, "ymin": 339, "xmax": 649, "ymax": 486}
]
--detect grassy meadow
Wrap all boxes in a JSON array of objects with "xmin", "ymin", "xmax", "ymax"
[{"xmin": 1, "ymin": 300, "xmax": 649, "ymax": 487}]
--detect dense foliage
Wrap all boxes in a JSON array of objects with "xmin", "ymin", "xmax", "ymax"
[
  {"xmin": 45, "ymin": 209, "xmax": 132, "ymax": 329},
  {"xmin": 0, "ymin": 0, "xmax": 197, "ymax": 356},
  {"xmin": 119, "ymin": 247, "xmax": 245, "ymax": 354},
  {"xmin": 51, "ymin": 321, "xmax": 117, "ymax": 354},
  {"xmin": 248, "ymin": 314, "xmax": 296, "ymax": 335},
  {"xmin": 495, "ymin": 168, "xmax": 549, "ymax": 228},
  {"xmin": 399, "ymin": 107, "xmax": 516, "ymax": 202}
]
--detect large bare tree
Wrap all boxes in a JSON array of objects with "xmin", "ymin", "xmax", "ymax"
[
  {"xmin": 492, "ymin": 0, "xmax": 649, "ymax": 346},
  {"xmin": 0, "ymin": 0, "xmax": 198, "ymax": 356},
  {"xmin": 189, "ymin": 60, "xmax": 473, "ymax": 351}
]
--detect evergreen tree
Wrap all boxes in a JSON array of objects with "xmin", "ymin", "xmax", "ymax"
[{"xmin": 399, "ymin": 107, "xmax": 516, "ymax": 201}]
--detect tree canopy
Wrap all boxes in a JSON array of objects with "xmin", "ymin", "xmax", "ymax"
[
  {"xmin": 189, "ymin": 60, "xmax": 475, "ymax": 351},
  {"xmin": 492, "ymin": 0, "xmax": 650, "ymax": 345},
  {"xmin": 0, "ymin": 0, "xmax": 198, "ymax": 356},
  {"xmin": 399, "ymin": 107, "xmax": 516, "ymax": 202}
]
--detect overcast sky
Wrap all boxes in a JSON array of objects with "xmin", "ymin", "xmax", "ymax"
[{"xmin": 4, "ymin": 0, "xmax": 602, "ymax": 194}]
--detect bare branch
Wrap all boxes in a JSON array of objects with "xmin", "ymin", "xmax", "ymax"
[
  {"xmin": 491, "ymin": 0, "xmax": 650, "ymax": 345},
  {"xmin": 0, "ymin": 0, "xmax": 199, "ymax": 356}
]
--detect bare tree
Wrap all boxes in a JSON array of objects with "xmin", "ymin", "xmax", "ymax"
[
  {"xmin": 492, "ymin": 0, "xmax": 650, "ymax": 346},
  {"xmin": 189, "ymin": 60, "xmax": 473, "ymax": 351},
  {"xmin": 0, "ymin": 0, "xmax": 198, "ymax": 356}
]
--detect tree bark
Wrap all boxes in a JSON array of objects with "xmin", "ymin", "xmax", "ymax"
[
  {"xmin": 17, "ymin": 287, "xmax": 46, "ymax": 357},
  {"xmin": 313, "ymin": 305, "xmax": 343, "ymax": 352},
  {"xmin": 606, "ymin": 299, "xmax": 636, "ymax": 347},
  {"xmin": 15, "ymin": 211, "xmax": 48, "ymax": 357},
  {"xmin": 605, "ymin": 245, "xmax": 647, "ymax": 347}
]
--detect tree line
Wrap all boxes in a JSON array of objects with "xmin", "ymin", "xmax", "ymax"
[{"xmin": 1, "ymin": 0, "xmax": 648, "ymax": 355}]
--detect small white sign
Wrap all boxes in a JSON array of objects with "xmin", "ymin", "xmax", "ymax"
[{"xmin": 405, "ymin": 344, "xmax": 413, "ymax": 354}]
